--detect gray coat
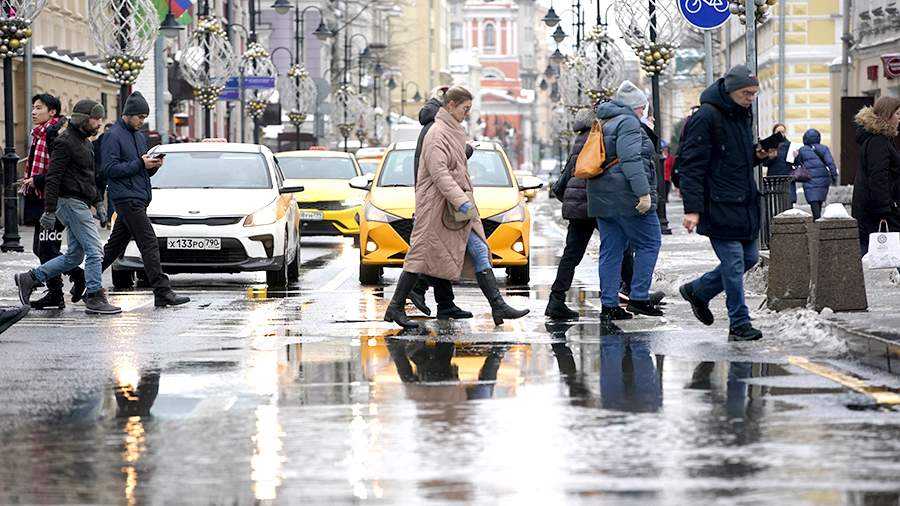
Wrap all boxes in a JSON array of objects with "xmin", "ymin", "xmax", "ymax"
[{"xmin": 587, "ymin": 101, "xmax": 657, "ymax": 218}]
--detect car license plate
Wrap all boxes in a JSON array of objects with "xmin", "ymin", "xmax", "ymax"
[
  {"xmin": 166, "ymin": 238, "xmax": 221, "ymax": 250},
  {"xmin": 301, "ymin": 211, "xmax": 324, "ymax": 221}
]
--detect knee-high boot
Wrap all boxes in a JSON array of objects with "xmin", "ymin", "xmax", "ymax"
[
  {"xmin": 384, "ymin": 271, "xmax": 422, "ymax": 328},
  {"xmin": 475, "ymin": 269, "xmax": 529, "ymax": 326}
]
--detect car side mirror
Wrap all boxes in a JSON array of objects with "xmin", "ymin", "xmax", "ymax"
[
  {"xmin": 518, "ymin": 175, "xmax": 544, "ymax": 192},
  {"xmin": 279, "ymin": 185, "xmax": 304, "ymax": 194},
  {"xmin": 349, "ymin": 175, "xmax": 371, "ymax": 191}
]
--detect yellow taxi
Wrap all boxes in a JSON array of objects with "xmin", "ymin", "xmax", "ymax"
[
  {"xmin": 352, "ymin": 141, "xmax": 542, "ymax": 285},
  {"xmin": 355, "ymin": 147, "xmax": 386, "ymax": 176},
  {"xmin": 276, "ymin": 149, "xmax": 366, "ymax": 239},
  {"xmin": 513, "ymin": 169, "xmax": 540, "ymax": 201}
]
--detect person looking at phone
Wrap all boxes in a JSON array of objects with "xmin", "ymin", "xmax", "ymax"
[{"xmin": 100, "ymin": 92, "xmax": 189, "ymax": 308}]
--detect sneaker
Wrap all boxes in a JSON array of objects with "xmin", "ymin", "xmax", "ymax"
[
  {"xmin": 545, "ymin": 297, "xmax": 579, "ymax": 320},
  {"xmin": 154, "ymin": 289, "xmax": 190, "ymax": 307},
  {"xmin": 649, "ymin": 291, "xmax": 666, "ymax": 306},
  {"xmin": 679, "ymin": 283, "xmax": 714, "ymax": 326},
  {"xmin": 601, "ymin": 305, "xmax": 633, "ymax": 320},
  {"xmin": 83, "ymin": 289, "xmax": 122, "ymax": 315},
  {"xmin": 30, "ymin": 289, "xmax": 65, "ymax": 310},
  {"xmin": 627, "ymin": 300, "xmax": 664, "ymax": 317},
  {"xmin": 0, "ymin": 306, "xmax": 30, "ymax": 334},
  {"xmin": 729, "ymin": 324, "xmax": 763, "ymax": 342},
  {"xmin": 14, "ymin": 271, "xmax": 42, "ymax": 306}
]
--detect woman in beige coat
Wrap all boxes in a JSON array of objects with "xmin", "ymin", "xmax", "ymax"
[{"xmin": 384, "ymin": 86, "xmax": 529, "ymax": 328}]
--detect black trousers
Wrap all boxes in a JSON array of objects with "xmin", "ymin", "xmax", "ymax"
[
  {"xmin": 414, "ymin": 275, "xmax": 458, "ymax": 309},
  {"xmin": 32, "ymin": 219, "xmax": 79, "ymax": 291},
  {"xmin": 549, "ymin": 219, "xmax": 636, "ymax": 300},
  {"xmin": 102, "ymin": 199, "xmax": 170, "ymax": 293},
  {"xmin": 809, "ymin": 201, "xmax": 823, "ymax": 221}
]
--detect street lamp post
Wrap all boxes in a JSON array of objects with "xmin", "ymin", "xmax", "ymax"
[
  {"xmin": 615, "ymin": 0, "xmax": 682, "ymax": 235},
  {"xmin": 400, "ymin": 81, "xmax": 421, "ymax": 118},
  {"xmin": 1, "ymin": 0, "xmax": 46, "ymax": 252},
  {"xmin": 227, "ymin": 22, "xmax": 251, "ymax": 142}
]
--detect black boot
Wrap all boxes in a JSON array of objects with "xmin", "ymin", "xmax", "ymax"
[
  {"xmin": 0, "ymin": 306, "xmax": 30, "ymax": 334},
  {"xmin": 155, "ymin": 289, "xmax": 190, "ymax": 307},
  {"xmin": 408, "ymin": 277, "xmax": 431, "ymax": 316},
  {"xmin": 30, "ymin": 288, "xmax": 66, "ymax": 310},
  {"xmin": 626, "ymin": 300, "xmax": 664, "ymax": 317},
  {"xmin": 432, "ymin": 277, "xmax": 473, "ymax": 320},
  {"xmin": 545, "ymin": 293, "xmax": 579, "ymax": 320},
  {"xmin": 384, "ymin": 271, "xmax": 421, "ymax": 329},
  {"xmin": 601, "ymin": 305, "xmax": 633, "ymax": 321},
  {"xmin": 68, "ymin": 267, "xmax": 85, "ymax": 303},
  {"xmin": 475, "ymin": 270, "xmax": 529, "ymax": 326}
]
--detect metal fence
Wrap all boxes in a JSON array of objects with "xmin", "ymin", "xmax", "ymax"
[{"xmin": 760, "ymin": 175, "xmax": 794, "ymax": 250}]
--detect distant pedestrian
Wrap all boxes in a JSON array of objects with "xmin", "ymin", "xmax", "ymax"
[
  {"xmin": 382, "ymin": 86, "xmax": 528, "ymax": 328},
  {"xmin": 794, "ymin": 128, "xmax": 838, "ymax": 220},
  {"xmin": 14, "ymin": 99, "xmax": 121, "ymax": 315},
  {"xmin": 678, "ymin": 64, "xmax": 777, "ymax": 342},
  {"xmin": 588, "ymin": 81, "xmax": 663, "ymax": 321},
  {"xmin": 19, "ymin": 93, "xmax": 85, "ymax": 309},
  {"xmin": 762, "ymin": 123, "xmax": 796, "ymax": 204},
  {"xmin": 100, "ymin": 92, "xmax": 189, "ymax": 308},
  {"xmin": 851, "ymin": 96, "xmax": 900, "ymax": 254}
]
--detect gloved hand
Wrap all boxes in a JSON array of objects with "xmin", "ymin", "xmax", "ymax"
[
  {"xmin": 459, "ymin": 201, "xmax": 473, "ymax": 214},
  {"xmin": 96, "ymin": 201, "xmax": 107, "ymax": 222},
  {"xmin": 39, "ymin": 211, "xmax": 57, "ymax": 231},
  {"xmin": 635, "ymin": 194, "xmax": 652, "ymax": 214}
]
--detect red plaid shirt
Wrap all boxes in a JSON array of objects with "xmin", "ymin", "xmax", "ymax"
[{"xmin": 27, "ymin": 116, "xmax": 61, "ymax": 179}]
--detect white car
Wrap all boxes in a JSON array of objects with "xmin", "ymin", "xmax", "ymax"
[{"xmin": 110, "ymin": 142, "xmax": 303, "ymax": 288}]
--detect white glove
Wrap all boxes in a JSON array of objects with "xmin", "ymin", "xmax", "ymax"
[{"xmin": 635, "ymin": 194, "xmax": 652, "ymax": 214}]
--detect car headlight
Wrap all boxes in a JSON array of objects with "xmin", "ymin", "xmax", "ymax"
[
  {"xmin": 489, "ymin": 203, "xmax": 526, "ymax": 223},
  {"xmin": 364, "ymin": 202, "xmax": 402, "ymax": 223},
  {"xmin": 341, "ymin": 197, "xmax": 365, "ymax": 208},
  {"xmin": 244, "ymin": 198, "xmax": 287, "ymax": 227}
]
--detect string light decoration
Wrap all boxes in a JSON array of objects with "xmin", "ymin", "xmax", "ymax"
[
  {"xmin": 240, "ymin": 42, "xmax": 277, "ymax": 120},
  {"xmin": 728, "ymin": 0, "xmax": 777, "ymax": 25},
  {"xmin": 88, "ymin": 0, "xmax": 159, "ymax": 84},
  {"xmin": 581, "ymin": 25, "xmax": 625, "ymax": 103},
  {"xmin": 280, "ymin": 63, "xmax": 317, "ymax": 127},
  {"xmin": 615, "ymin": 0, "xmax": 683, "ymax": 76},
  {"xmin": 0, "ymin": 0, "xmax": 46, "ymax": 57},
  {"xmin": 333, "ymin": 83, "xmax": 363, "ymax": 141},
  {"xmin": 180, "ymin": 16, "xmax": 238, "ymax": 108}
]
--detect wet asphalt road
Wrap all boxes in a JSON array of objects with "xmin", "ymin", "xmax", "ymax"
[{"xmin": 1, "ymin": 194, "xmax": 900, "ymax": 505}]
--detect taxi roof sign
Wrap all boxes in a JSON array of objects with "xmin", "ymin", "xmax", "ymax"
[
  {"xmin": 202, "ymin": 138, "xmax": 228, "ymax": 143},
  {"xmin": 308, "ymin": 146, "xmax": 327, "ymax": 151}
]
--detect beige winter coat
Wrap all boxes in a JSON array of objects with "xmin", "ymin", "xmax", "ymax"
[{"xmin": 403, "ymin": 107, "xmax": 487, "ymax": 280}]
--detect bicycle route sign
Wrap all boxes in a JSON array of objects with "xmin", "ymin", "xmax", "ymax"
[{"xmin": 678, "ymin": 0, "xmax": 731, "ymax": 30}]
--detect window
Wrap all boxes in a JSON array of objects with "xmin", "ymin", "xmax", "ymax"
[
  {"xmin": 451, "ymin": 22, "xmax": 464, "ymax": 49},
  {"xmin": 277, "ymin": 157, "xmax": 360, "ymax": 179},
  {"xmin": 484, "ymin": 23, "xmax": 496, "ymax": 53},
  {"xmin": 151, "ymin": 152, "xmax": 272, "ymax": 189},
  {"xmin": 377, "ymin": 149, "xmax": 512, "ymax": 188}
]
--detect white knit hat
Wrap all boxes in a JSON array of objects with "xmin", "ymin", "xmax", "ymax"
[{"xmin": 614, "ymin": 80, "xmax": 649, "ymax": 110}]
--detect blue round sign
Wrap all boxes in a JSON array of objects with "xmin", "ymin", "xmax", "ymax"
[{"xmin": 678, "ymin": 0, "xmax": 732, "ymax": 30}]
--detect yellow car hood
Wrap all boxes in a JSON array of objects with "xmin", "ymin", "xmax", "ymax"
[
  {"xmin": 369, "ymin": 186, "xmax": 521, "ymax": 219},
  {"xmin": 286, "ymin": 179, "xmax": 363, "ymax": 203}
]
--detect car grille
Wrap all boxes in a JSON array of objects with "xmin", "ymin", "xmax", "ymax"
[
  {"xmin": 390, "ymin": 219, "xmax": 414, "ymax": 245},
  {"xmin": 159, "ymin": 238, "xmax": 247, "ymax": 264},
  {"xmin": 301, "ymin": 221, "xmax": 340, "ymax": 235},
  {"xmin": 481, "ymin": 219, "xmax": 501, "ymax": 238},
  {"xmin": 150, "ymin": 216, "xmax": 243, "ymax": 226},
  {"xmin": 297, "ymin": 200, "xmax": 344, "ymax": 211}
]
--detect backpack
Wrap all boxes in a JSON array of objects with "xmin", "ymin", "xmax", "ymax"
[{"xmin": 574, "ymin": 119, "xmax": 618, "ymax": 179}]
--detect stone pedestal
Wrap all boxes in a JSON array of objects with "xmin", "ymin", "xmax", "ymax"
[
  {"xmin": 767, "ymin": 213, "xmax": 813, "ymax": 311},
  {"xmin": 810, "ymin": 217, "xmax": 868, "ymax": 312}
]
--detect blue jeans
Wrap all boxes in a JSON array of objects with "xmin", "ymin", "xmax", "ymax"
[
  {"xmin": 596, "ymin": 214, "xmax": 661, "ymax": 307},
  {"xmin": 466, "ymin": 231, "xmax": 491, "ymax": 273},
  {"xmin": 33, "ymin": 198, "xmax": 103, "ymax": 294},
  {"xmin": 690, "ymin": 238, "xmax": 759, "ymax": 329}
]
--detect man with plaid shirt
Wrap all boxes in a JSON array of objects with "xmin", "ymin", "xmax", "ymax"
[{"xmin": 19, "ymin": 94, "xmax": 85, "ymax": 310}]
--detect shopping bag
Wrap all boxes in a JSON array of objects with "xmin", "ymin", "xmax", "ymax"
[{"xmin": 862, "ymin": 220, "xmax": 900, "ymax": 269}]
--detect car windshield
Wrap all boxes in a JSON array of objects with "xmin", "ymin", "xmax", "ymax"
[
  {"xmin": 151, "ymin": 152, "xmax": 272, "ymax": 189},
  {"xmin": 358, "ymin": 159, "xmax": 379, "ymax": 175},
  {"xmin": 377, "ymin": 149, "xmax": 512, "ymax": 188},
  {"xmin": 278, "ymin": 156, "xmax": 359, "ymax": 179}
]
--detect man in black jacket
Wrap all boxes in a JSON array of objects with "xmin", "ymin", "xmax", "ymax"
[
  {"xmin": 678, "ymin": 65, "xmax": 776, "ymax": 342},
  {"xmin": 15, "ymin": 100, "xmax": 121, "ymax": 315},
  {"xmin": 100, "ymin": 92, "xmax": 189, "ymax": 308}
]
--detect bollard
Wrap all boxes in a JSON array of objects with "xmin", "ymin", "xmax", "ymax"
[
  {"xmin": 767, "ymin": 210, "xmax": 813, "ymax": 311},
  {"xmin": 809, "ymin": 213, "xmax": 868, "ymax": 312}
]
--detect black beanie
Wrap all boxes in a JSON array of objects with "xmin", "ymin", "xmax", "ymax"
[
  {"xmin": 123, "ymin": 91, "xmax": 150, "ymax": 116},
  {"xmin": 724, "ymin": 64, "xmax": 760, "ymax": 93}
]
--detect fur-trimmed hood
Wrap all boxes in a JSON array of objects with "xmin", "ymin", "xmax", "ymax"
[{"xmin": 855, "ymin": 106, "xmax": 898, "ymax": 144}]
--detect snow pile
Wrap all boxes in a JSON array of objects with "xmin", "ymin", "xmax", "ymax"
[
  {"xmin": 752, "ymin": 307, "xmax": 850, "ymax": 356},
  {"xmin": 777, "ymin": 208, "xmax": 811, "ymax": 218},
  {"xmin": 821, "ymin": 203, "xmax": 851, "ymax": 220},
  {"xmin": 743, "ymin": 262, "xmax": 768, "ymax": 297}
]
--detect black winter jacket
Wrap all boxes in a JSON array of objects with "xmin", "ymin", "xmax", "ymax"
[
  {"xmin": 559, "ymin": 123, "xmax": 591, "ymax": 220},
  {"xmin": 851, "ymin": 106, "xmax": 900, "ymax": 226},
  {"xmin": 679, "ymin": 79, "xmax": 765, "ymax": 241},
  {"xmin": 103, "ymin": 118, "xmax": 151, "ymax": 204},
  {"xmin": 44, "ymin": 124, "xmax": 100, "ymax": 212}
]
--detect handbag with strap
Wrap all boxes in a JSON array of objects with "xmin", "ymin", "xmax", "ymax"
[
  {"xmin": 792, "ymin": 147, "xmax": 826, "ymax": 183},
  {"xmin": 442, "ymin": 192, "xmax": 478, "ymax": 231},
  {"xmin": 862, "ymin": 220, "xmax": 900, "ymax": 269},
  {"xmin": 575, "ymin": 120, "xmax": 618, "ymax": 179}
]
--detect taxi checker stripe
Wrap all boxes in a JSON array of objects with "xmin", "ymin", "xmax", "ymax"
[{"xmin": 787, "ymin": 356, "xmax": 900, "ymax": 405}]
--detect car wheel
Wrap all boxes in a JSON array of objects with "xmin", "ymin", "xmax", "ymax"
[
  {"xmin": 507, "ymin": 264, "xmax": 530, "ymax": 286},
  {"xmin": 112, "ymin": 269, "xmax": 135, "ymax": 289},
  {"xmin": 353, "ymin": 235, "xmax": 361, "ymax": 249},
  {"xmin": 287, "ymin": 245, "xmax": 301, "ymax": 282},
  {"xmin": 359, "ymin": 262, "xmax": 381, "ymax": 285},
  {"xmin": 266, "ymin": 259, "xmax": 289, "ymax": 288}
]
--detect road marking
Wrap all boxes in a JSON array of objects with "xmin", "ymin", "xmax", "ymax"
[
  {"xmin": 788, "ymin": 356, "xmax": 900, "ymax": 405},
  {"xmin": 315, "ymin": 265, "xmax": 356, "ymax": 293}
]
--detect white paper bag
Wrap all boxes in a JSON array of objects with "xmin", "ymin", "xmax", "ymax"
[{"xmin": 862, "ymin": 221, "xmax": 900, "ymax": 269}]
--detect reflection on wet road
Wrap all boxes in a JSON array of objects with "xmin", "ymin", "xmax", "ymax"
[{"xmin": 1, "ymin": 197, "xmax": 900, "ymax": 505}]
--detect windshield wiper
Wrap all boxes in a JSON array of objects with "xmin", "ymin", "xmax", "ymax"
[{"xmin": 379, "ymin": 184, "xmax": 412, "ymax": 188}]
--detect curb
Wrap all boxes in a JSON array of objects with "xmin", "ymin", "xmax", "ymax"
[{"xmin": 822, "ymin": 318, "xmax": 900, "ymax": 375}]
